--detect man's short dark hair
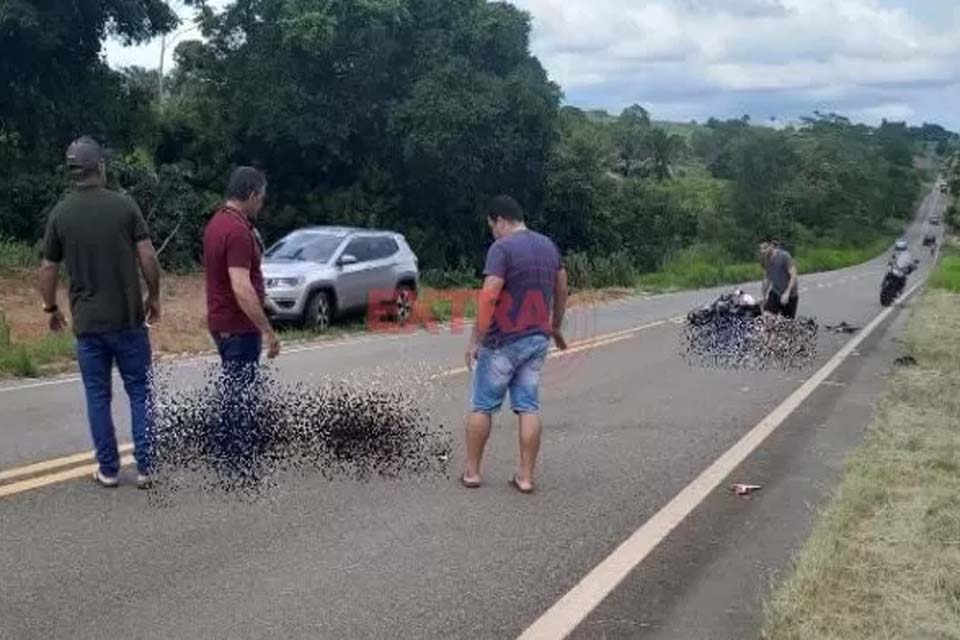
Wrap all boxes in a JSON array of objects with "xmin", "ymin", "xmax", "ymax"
[
  {"xmin": 227, "ymin": 166, "xmax": 267, "ymax": 201},
  {"xmin": 487, "ymin": 195, "xmax": 524, "ymax": 222}
]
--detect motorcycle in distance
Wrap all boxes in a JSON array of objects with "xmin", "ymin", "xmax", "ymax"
[
  {"xmin": 880, "ymin": 240, "xmax": 919, "ymax": 307},
  {"xmin": 923, "ymin": 232, "xmax": 937, "ymax": 256}
]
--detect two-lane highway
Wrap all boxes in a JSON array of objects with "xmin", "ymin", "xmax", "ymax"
[{"xmin": 0, "ymin": 186, "xmax": 946, "ymax": 639}]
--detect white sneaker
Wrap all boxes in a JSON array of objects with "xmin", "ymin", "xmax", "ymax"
[
  {"xmin": 93, "ymin": 470, "xmax": 118, "ymax": 488},
  {"xmin": 136, "ymin": 474, "xmax": 153, "ymax": 490}
]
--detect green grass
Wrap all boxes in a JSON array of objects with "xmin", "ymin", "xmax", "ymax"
[
  {"xmin": 636, "ymin": 239, "xmax": 893, "ymax": 293},
  {"xmin": 762, "ymin": 290, "xmax": 960, "ymax": 639},
  {"xmin": 428, "ymin": 296, "xmax": 477, "ymax": 324},
  {"xmin": 794, "ymin": 238, "xmax": 892, "ymax": 273},
  {"xmin": 637, "ymin": 243, "xmax": 763, "ymax": 291},
  {"xmin": 930, "ymin": 248, "xmax": 960, "ymax": 293},
  {"xmin": 0, "ymin": 237, "xmax": 37, "ymax": 272},
  {"xmin": 0, "ymin": 312, "xmax": 75, "ymax": 378}
]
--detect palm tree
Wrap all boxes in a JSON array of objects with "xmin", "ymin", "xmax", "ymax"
[{"xmin": 646, "ymin": 129, "xmax": 686, "ymax": 181}]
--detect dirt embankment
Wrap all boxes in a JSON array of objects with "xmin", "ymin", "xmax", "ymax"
[{"xmin": 0, "ymin": 272, "xmax": 634, "ymax": 358}]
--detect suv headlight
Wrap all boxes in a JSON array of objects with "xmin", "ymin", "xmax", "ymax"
[{"xmin": 266, "ymin": 276, "xmax": 304, "ymax": 289}]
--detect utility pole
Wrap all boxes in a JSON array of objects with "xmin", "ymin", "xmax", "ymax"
[
  {"xmin": 159, "ymin": 33, "xmax": 167, "ymax": 102},
  {"xmin": 157, "ymin": 22, "xmax": 199, "ymax": 104}
]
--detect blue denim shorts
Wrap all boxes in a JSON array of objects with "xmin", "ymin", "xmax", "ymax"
[{"xmin": 471, "ymin": 334, "xmax": 550, "ymax": 415}]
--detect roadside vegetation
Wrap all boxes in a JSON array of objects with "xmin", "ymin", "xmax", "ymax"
[
  {"xmin": 1, "ymin": 1, "xmax": 957, "ymax": 377},
  {"xmin": 762, "ymin": 249, "xmax": 960, "ymax": 639}
]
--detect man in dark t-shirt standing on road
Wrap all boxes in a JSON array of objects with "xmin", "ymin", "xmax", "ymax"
[
  {"xmin": 462, "ymin": 195, "xmax": 568, "ymax": 494},
  {"xmin": 39, "ymin": 136, "xmax": 162, "ymax": 489}
]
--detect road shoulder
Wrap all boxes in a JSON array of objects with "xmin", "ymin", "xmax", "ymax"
[
  {"xmin": 762, "ymin": 288, "xmax": 960, "ymax": 640},
  {"xmin": 568, "ymin": 284, "xmax": 919, "ymax": 639}
]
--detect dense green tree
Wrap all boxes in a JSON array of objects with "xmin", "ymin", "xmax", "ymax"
[
  {"xmin": 0, "ymin": 0, "xmax": 186, "ymax": 243},
  {"xmin": 0, "ymin": 0, "xmax": 949, "ymax": 283},
  {"xmin": 611, "ymin": 104, "xmax": 651, "ymax": 177},
  {"xmin": 167, "ymin": 0, "xmax": 559, "ymax": 268},
  {"xmin": 0, "ymin": 0, "xmax": 180, "ymax": 161}
]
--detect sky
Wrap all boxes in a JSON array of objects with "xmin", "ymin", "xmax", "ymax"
[{"xmin": 104, "ymin": 0, "xmax": 960, "ymax": 130}]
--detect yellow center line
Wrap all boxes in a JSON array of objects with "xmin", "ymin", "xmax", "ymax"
[
  {"xmin": 0, "ymin": 447, "xmax": 128, "ymax": 483},
  {"xmin": 433, "ymin": 318, "xmax": 679, "ymax": 380},
  {"xmin": 0, "ymin": 455, "xmax": 135, "ymax": 499},
  {"xmin": 0, "ymin": 316, "xmax": 682, "ymax": 499}
]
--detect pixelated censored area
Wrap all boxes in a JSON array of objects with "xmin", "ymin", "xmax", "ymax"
[
  {"xmin": 144, "ymin": 365, "xmax": 452, "ymax": 503},
  {"xmin": 681, "ymin": 314, "xmax": 819, "ymax": 371}
]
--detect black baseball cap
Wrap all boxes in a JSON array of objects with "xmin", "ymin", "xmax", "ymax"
[{"xmin": 65, "ymin": 136, "xmax": 105, "ymax": 170}]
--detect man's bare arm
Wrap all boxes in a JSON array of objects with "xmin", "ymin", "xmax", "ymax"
[
  {"xmin": 465, "ymin": 275, "xmax": 504, "ymax": 368},
  {"xmin": 136, "ymin": 240, "xmax": 161, "ymax": 301},
  {"xmin": 37, "ymin": 260, "xmax": 67, "ymax": 332},
  {"xmin": 553, "ymin": 268, "xmax": 568, "ymax": 330},
  {"xmin": 474, "ymin": 275, "xmax": 505, "ymax": 338},
  {"xmin": 136, "ymin": 240, "xmax": 162, "ymax": 323},
  {"xmin": 787, "ymin": 262, "xmax": 799, "ymax": 296},
  {"xmin": 228, "ymin": 267, "xmax": 275, "ymax": 336},
  {"xmin": 38, "ymin": 260, "xmax": 59, "ymax": 309}
]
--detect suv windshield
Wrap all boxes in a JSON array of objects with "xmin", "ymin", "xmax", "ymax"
[{"xmin": 266, "ymin": 233, "xmax": 342, "ymax": 263}]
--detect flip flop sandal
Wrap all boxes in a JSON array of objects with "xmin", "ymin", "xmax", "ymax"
[
  {"xmin": 461, "ymin": 474, "xmax": 481, "ymax": 489},
  {"xmin": 509, "ymin": 475, "xmax": 535, "ymax": 494}
]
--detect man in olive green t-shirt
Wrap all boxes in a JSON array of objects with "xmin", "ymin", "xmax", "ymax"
[{"xmin": 38, "ymin": 136, "xmax": 162, "ymax": 489}]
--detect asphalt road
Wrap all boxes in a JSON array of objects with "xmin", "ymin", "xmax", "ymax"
[{"xmin": 0, "ymin": 186, "xmax": 947, "ymax": 640}]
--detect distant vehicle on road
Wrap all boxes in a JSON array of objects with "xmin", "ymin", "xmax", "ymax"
[
  {"xmin": 941, "ymin": 183, "xmax": 948, "ymax": 193},
  {"xmin": 262, "ymin": 226, "xmax": 419, "ymax": 332},
  {"xmin": 930, "ymin": 215, "xmax": 941, "ymax": 226}
]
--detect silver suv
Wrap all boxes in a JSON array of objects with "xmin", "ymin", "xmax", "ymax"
[{"xmin": 262, "ymin": 226, "xmax": 419, "ymax": 331}]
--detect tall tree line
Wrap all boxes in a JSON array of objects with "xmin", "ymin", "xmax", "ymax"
[{"xmin": 0, "ymin": 0, "xmax": 951, "ymax": 275}]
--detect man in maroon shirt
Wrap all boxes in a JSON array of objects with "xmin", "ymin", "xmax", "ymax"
[{"xmin": 203, "ymin": 167, "xmax": 280, "ymax": 366}]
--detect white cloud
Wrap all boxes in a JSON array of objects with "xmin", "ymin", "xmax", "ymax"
[
  {"xmin": 102, "ymin": 0, "xmax": 960, "ymax": 128},
  {"xmin": 847, "ymin": 102, "xmax": 916, "ymax": 122},
  {"xmin": 513, "ymin": 0, "xmax": 960, "ymax": 127},
  {"xmin": 103, "ymin": 0, "xmax": 220, "ymax": 70}
]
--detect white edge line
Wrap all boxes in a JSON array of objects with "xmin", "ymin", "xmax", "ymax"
[{"xmin": 516, "ymin": 276, "xmax": 928, "ymax": 640}]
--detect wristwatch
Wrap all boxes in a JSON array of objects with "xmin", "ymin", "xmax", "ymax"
[{"xmin": 43, "ymin": 304, "xmax": 59, "ymax": 314}]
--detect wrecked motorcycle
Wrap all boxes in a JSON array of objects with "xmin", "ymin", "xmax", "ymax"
[{"xmin": 683, "ymin": 289, "xmax": 817, "ymax": 371}]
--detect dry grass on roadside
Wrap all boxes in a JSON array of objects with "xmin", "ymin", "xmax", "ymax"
[
  {"xmin": 0, "ymin": 270, "xmax": 635, "ymax": 377},
  {"xmin": 762, "ymin": 290, "xmax": 960, "ymax": 639}
]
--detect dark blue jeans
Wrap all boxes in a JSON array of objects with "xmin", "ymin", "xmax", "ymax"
[
  {"xmin": 211, "ymin": 332, "xmax": 263, "ymax": 472},
  {"xmin": 76, "ymin": 327, "xmax": 153, "ymax": 476},
  {"xmin": 212, "ymin": 332, "xmax": 262, "ymax": 368}
]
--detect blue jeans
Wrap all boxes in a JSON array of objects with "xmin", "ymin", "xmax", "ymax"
[
  {"xmin": 76, "ymin": 327, "xmax": 153, "ymax": 476},
  {"xmin": 471, "ymin": 334, "xmax": 550, "ymax": 415},
  {"xmin": 212, "ymin": 332, "xmax": 262, "ymax": 368},
  {"xmin": 211, "ymin": 332, "xmax": 263, "ymax": 472}
]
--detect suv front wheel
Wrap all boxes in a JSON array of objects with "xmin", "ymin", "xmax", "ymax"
[
  {"xmin": 304, "ymin": 290, "xmax": 332, "ymax": 333},
  {"xmin": 395, "ymin": 285, "xmax": 415, "ymax": 325}
]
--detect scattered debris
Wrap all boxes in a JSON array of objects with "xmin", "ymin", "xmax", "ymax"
[
  {"xmin": 731, "ymin": 483, "xmax": 763, "ymax": 496},
  {"xmin": 682, "ymin": 291, "xmax": 818, "ymax": 371},
  {"xmin": 825, "ymin": 322, "xmax": 860, "ymax": 334},
  {"xmin": 144, "ymin": 363, "xmax": 452, "ymax": 503},
  {"xmin": 894, "ymin": 355, "xmax": 918, "ymax": 367}
]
